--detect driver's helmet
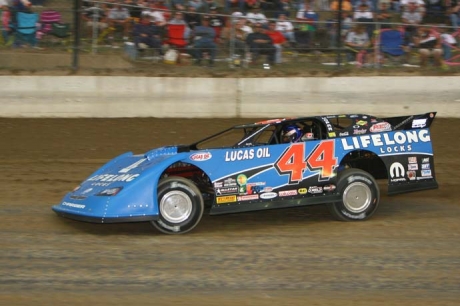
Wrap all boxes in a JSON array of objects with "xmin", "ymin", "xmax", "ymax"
[{"xmin": 282, "ymin": 125, "xmax": 303, "ymax": 143}]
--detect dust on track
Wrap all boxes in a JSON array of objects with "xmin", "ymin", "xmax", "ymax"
[{"xmin": 0, "ymin": 118, "xmax": 459, "ymax": 305}]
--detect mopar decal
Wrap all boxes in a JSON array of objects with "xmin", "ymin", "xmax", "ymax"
[
  {"xmin": 390, "ymin": 162, "xmax": 405, "ymax": 182},
  {"xmin": 224, "ymin": 148, "xmax": 271, "ymax": 162},
  {"xmin": 341, "ymin": 130, "xmax": 431, "ymax": 154},
  {"xmin": 369, "ymin": 122, "xmax": 391, "ymax": 133},
  {"xmin": 260, "ymin": 192, "xmax": 277, "ymax": 199},
  {"xmin": 190, "ymin": 152, "xmax": 212, "ymax": 161}
]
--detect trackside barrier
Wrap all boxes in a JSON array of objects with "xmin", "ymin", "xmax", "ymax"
[{"xmin": 0, "ymin": 76, "xmax": 459, "ymax": 118}]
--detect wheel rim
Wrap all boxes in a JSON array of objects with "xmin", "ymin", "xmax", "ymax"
[
  {"xmin": 342, "ymin": 182, "xmax": 372, "ymax": 213},
  {"xmin": 159, "ymin": 190, "xmax": 193, "ymax": 223}
]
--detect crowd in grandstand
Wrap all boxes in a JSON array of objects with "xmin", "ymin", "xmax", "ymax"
[{"xmin": 1, "ymin": 0, "xmax": 460, "ymax": 67}]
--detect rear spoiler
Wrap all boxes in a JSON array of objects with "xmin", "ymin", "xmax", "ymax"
[{"xmin": 383, "ymin": 112, "xmax": 437, "ymax": 130}]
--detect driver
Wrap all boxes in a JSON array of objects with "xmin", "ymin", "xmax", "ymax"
[{"xmin": 281, "ymin": 125, "xmax": 303, "ymax": 143}]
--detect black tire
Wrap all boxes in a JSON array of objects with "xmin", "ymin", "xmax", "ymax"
[
  {"xmin": 151, "ymin": 176, "xmax": 204, "ymax": 234},
  {"xmin": 327, "ymin": 168, "xmax": 380, "ymax": 221}
]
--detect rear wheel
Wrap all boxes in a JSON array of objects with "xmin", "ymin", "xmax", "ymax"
[
  {"xmin": 327, "ymin": 168, "xmax": 380, "ymax": 221},
  {"xmin": 151, "ymin": 176, "xmax": 204, "ymax": 234}
]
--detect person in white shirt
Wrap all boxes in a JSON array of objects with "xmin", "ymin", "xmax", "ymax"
[
  {"xmin": 246, "ymin": 7, "xmax": 268, "ymax": 25},
  {"xmin": 275, "ymin": 13, "xmax": 295, "ymax": 43}
]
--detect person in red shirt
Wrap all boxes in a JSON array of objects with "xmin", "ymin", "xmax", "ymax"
[{"xmin": 265, "ymin": 21, "xmax": 286, "ymax": 64}]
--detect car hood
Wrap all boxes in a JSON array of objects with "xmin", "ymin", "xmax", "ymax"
[{"xmin": 69, "ymin": 146, "xmax": 181, "ymax": 198}]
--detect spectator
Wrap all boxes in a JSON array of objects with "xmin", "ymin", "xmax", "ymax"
[
  {"xmin": 401, "ymin": 2, "xmax": 422, "ymax": 39},
  {"xmin": 191, "ymin": 15, "xmax": 217, "ymax": 66},
  {"xmin": 108, "ymin": 1, "xmax": 131, "ymax": 40},
  {"xmin": 184, "ymin": 5, "xmax": 201, "ymax": 29},
  {"xmin": 208, "ymin": 6, "xmax": 225, "ymax": 40},
  {"xmin": 296, "ymin": 2, "xmax": 319, "ymax": 47},
  {"xmin": 82, "ymin": 1, "xmax": 108, "ymax": 38},
  {"xmin": 220, "ymin": 18, "xmax": 249, "ymax": 57},
  {"xmin": 413, "ymin": 25, "xmax": 443, "ymax": 67},
  {"xmin": 439, "ymin": 25, "xmax": 456, "ymax": 61},
  {"xmin": 344, "ymin": 24, "xmax": 372, "ymax": 64},
  {"xmin": 151, "ymin": 0, "xmax": 171, "ymax": 21},
  {"xmin": 1, "ymin": 4, "xmax": 12, "ymax": 44},
  {"xmin": 265, "ymin": 20, "xmax": 287, "ymax": 63},
  {"xmin": 133, "ymin": 14, "xmax": 163, "ymax": 55},
  {"xmin": 276, "ymin": 13, "xmax": 296, "ymax": 45},
  {"xmin": 246, "ymin": 7, "xmax": 267, "ymax": 25},
  {"xmin": 400, "ymin": 0, "xmax": 425, "ymax": 15},
  {"xmin": 188, "ymin": 0, "xmax": 204, "ymax": 10},
  {"xmin": 142, "ymin": 2, "xmax": 166, "ymax": 26},
  {"xmin": 330, "ymin": 0, "xmax": 353, "ymax": 13},
  {"xmin": 171, "ymin": 0, "xmax": 187, "ymax": 10},
  {"xmin": 201, "ymin": 0, "xmax": 219, "ymax": 13},
  {"xmin": 353, "ymin": 0, "xmax": 375, "ymax": 12},
  {"xmin": 226, "ymin": 0, "xmax": 244, "ymax": 12},
  {"xmin": 246, "ymin": 22, "xmax": 276, "ymax": 65},
  {"xmin": 245, "ymin": 0, "xmax": 261, "ymax": 10},
  {"xmin": 354, "ymin": 4, "xmax": 374, "ymax": 38},
  {"xmin": 276, "ymin": 0, "xmax": 293, "ymax": 18},
  {"xmin": 376, "ymin": 1, "xmax": 392, "ymax": 29},
  {"xmin": 450, "ymin": 1, "xmax": 460, "ymax": 31}
]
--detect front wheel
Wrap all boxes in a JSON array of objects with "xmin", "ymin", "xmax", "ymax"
[
  {"xmin": 327, "ymin": 168, "xmax": 380, "ymax": 221},
  {"xmin": 151, "ymin": 176, "xmax": 204, "ymax": 234}
]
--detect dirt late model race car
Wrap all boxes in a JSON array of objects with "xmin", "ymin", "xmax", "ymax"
[{"xmin": 52, "ymin": 112, "xmax": 438, "ymax": 234}]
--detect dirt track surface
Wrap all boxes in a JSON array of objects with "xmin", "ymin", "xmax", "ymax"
[{"xmin": 1, "ymin": 118, "xmax": 460, "ymax": 305}]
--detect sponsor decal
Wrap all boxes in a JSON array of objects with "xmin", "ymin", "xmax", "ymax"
[
  {"xmin": 408, "ymin": 157, "xmax": 417, "ymax": 164},
  {"xmin": 119, "ymin": 158, "xmax": 146, "ymax": 174},
  {"xmin": 224, "ymin": 148, "xmax": 271, "ymax": 162},
  {"xmin": 412, "ymin": 118, "xmax": 427, "ymax": 128},
  {"xmin": 393, "ymin": 115, "xmax": 414, "ymax": 130},
  {"xmin": 323, "ymin": 118, "xmax": 334, "ymax": 132},
  {"xmin": 216, "ymin": 195, "xmax": 237, "ymax": 204},
  {"xmin": 328, "ymin": 132, "xmax": 336, "ymax": 137},
  {"xmin": 263, "ymin": 187, "xmax": 273, "ymax": 192},
  {"xmin": 350, "ymin": 115, "xmax": 359, "ymax": 118},
  {"xmin": 407, "ymin": 171, "xmax": 416, "ymax": 180},
  {"xmin": 356, "ymin": 120, "xmax": 368, "ymax": 126},
  {"xmin": 390, "ymin": 162, "xmax": 406, "ymax": 182},
  {"xmin": 260, "ymin": 192, "xmax": 277, "ymax": 199},
  {"xmin": 308, "ymin": 186, "xmax": 323, "ymax": 194},
  {"xmin": 298, "ymin": 188, "xmax": 308, "ymax": 194},
  {"xmin": 408, "ymin": 163, "xmax": 418, "ymax": 171},
  {"xmin": 190, "ymin": 152, "xmax": 212, "ymax": 161},
  {"xmin": 422, "ymin": 157, "xmax": 430, "ymax": 163},
  {"xmin": 214, "ymin": 182, "xmax": 223, "ymax": 188},
  {"xmin": 279, "ymin": 190, "xmax": 298, "ymax": 197},
  {"xmin": 237, "ymin": 174, "xmax": 248, "ymax": 194},
  {"xmin": 421, "ymin": 169, "xmax": 432, "ymax": 177},
  {"xmin": 369, "ymin": 122, "xmax": 392, "ymax": 133},
  {"xmin": 216, "ymin": 187, "xmax": 238, "ymax": 195},
  {"xmin": 224, "ymin": 178, "xmax": 237, "ymax": 187},
  {"xmin": 341, "ymin": 129, "xmax": 431, "ymax": 154},
  {"xmin": 88, "ymin": 174, "xmax": 139, "ymax": 183},
  {"xmin": 323, "ymin": 184, "xmax": 336, "ymax": 192},
  {"xmin": 421, "ymin": 163, "xmax": 430, "ymax": 170},
  {"xmin": 339, "ymin": 132, "xmax": 349, "ymax": 137},
  {"xmin": 62, "ymin": 202, "xmax": 85, "ymax": 209},
  {"xmin": 353, "ymin": 129, "xmax": 367, "ymax": 135},
  {"xmin": 237, "ymin": 194, "xmax": 259, "ymax": 201}
]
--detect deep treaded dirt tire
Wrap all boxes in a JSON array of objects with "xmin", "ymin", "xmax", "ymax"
[
  {"xmin": 327, "ymin": 169, "xmax": 380, "ymax": 221},
  {"xmin": 151, "ymin": 176, "xmax": 204, "ymax": 234}
]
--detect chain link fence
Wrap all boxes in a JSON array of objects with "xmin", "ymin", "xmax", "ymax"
[{"xmin": 0, "ymin": 0, "xmax": 459, "ymax": 71}]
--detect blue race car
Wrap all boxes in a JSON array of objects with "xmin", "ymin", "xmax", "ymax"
[{"xmin": 52, "ymin": 112, "xmax": 438, "ymax": 234}]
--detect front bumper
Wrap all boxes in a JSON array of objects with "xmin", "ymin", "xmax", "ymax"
[{"xmin": 52, "ymin": 205, "xmax": 159, "ymax": 223}]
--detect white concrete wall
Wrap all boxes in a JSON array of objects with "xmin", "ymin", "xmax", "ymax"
[{"xmin": 1, "ymin": 76, "xmax": 459, "ymax": 118}]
